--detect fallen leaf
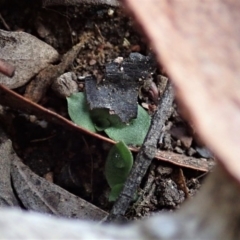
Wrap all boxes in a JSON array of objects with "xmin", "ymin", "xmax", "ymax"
[
  {"xmin": 0, "ymin": 30, "xmax": 59, "ymax": 89},
  {"xmin": 11, "ymin": 156, "xmax": 107, "ymax": 220},
  {"xmin": 0, "ymin": 137, "xmax": 19, "ymax": 207},
  {"xmin": 105, "ymin": 104, "xmax": 150, "ymax": 145}
]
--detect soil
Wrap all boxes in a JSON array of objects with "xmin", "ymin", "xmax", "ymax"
[{"xmin": 0, "ymin": 0, "xmax": 213, "ymax": 220}]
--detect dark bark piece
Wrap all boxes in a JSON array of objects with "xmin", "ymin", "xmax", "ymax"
[
  {"xmin": 85, "ymin": 53, "xmax": 156, "ymax": 123},
  {"xmin": 106, "ymin": 81, "xmax": 174, "ymax": 222},
  {"xmin": 11, "ymin": 155, "xmax": 107, "ymax": 221}
]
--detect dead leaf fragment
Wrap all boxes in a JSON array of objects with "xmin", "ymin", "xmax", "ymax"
[
  {"xmin": 0, "ymin": 30, "xmax": 59, "ymax": 89},
  {"xmin": 0, "ymin": 138, "xmax": 19, "ymax": 207},
  {"xmin": 11, "ymin": 156, "xmax": 107, "ymax": 221}
]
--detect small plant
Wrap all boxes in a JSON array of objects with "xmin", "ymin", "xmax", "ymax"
[
  {"xmin": 105, "ymin": 141, "xmax": 133, "ymax": 202},
  {"xmin": 67, "ymin": 92, "xmax": 150, "ymax": 146}
]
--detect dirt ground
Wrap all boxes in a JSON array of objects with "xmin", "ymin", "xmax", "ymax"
[{"xmin": 0, "ymin": 0, "xmax": 214, "ymax": 220}]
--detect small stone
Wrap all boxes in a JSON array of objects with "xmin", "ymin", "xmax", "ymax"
[
  {"xmin": 29, "ymin": 115, "xmax": 37, "ymax": 123},
  {"xmin": 36, "ymin": 120, "xmax": 48, "ymax": 128},
  {"xmin": 123, "ymin": 38, "xmax": 130, "ymax": 47},
  {"xmin": 78, "ymin": 83, "xmax": 84, "ymax": 90},
  {"xmin": 176, "ymin": 139, "xmax": 181, "ymax": 146},
  {"xmin": 131, "ymin": 45, "xmax": 141, "ymax": 52},
  {"xmin": 89, "ymin": 59, "xmax": 97, "ymax": 65},
  {"xmin": 181, "ymin": 136, "xmax": 193, "ymax": 149},
  {"xmin": 113, "ymin": 57, "xmax": 123, "ymax": 64},
  {"xmin": 52, "ymin": 72, "xmax": 78, "ymax": 98},
  {"xmin": 187, "ymin": 147, "xmax": 197, "ymax": 156},
  {"xmin": 156, "ymin": 166, "xmax": 173, "ymax": 176},
  {"xmin": 44, "ymin": 172, "xmax": 53, "ymax": 183},
  {"xmin": 174, "ymin": 146, "xmax": 184, "ymax": 154},
  {"xmin": 195, "ymin": 146, "xmax": 213, "ymax": 158},
  {"xmin": 108, "ymin": 8, "xmax": 114, "ymax": 16}
]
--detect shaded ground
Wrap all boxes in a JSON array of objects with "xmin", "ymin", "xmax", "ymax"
[{"xmin": 0, "ymin": 1, "xmax": 213, "ymax": 219}]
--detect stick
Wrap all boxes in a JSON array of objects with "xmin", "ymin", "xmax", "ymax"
[{"xmin": 106, "ymin": 81, "xmax": 174, "ymax": 222}]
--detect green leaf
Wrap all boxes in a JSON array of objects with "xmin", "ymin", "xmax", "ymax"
[
  {"xmin": 67, "ymin": 92, "xmax": 96, "ymax": 133},
  {"xmin": 67, "ymin": 93, "xmax": 150, "ymax": 146},
  {"xmin": 104, "ymin": 105, "xmax": 150, "ymax": 146},
  {"xmin": 105, "ymin": 141, "xmax": 133, "ymax": 189},
  {"xmin": 90, "ymin": 108, "xmax": 122, "ymax": 131},
  {"xmin": 108, "ymin": 184, "xmax": 124, "ymax": 202}
]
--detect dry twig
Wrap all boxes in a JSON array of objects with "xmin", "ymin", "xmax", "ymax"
[{"xmin": 107, "ymin": 81, "xmax": 174, "ymax": 222}]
